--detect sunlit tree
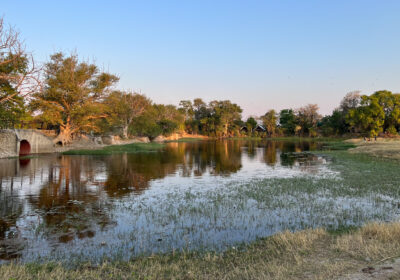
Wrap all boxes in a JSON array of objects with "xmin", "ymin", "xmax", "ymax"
[{"xmin": 31, "ymin": 52, "xmax": 118, "ymax": 145}]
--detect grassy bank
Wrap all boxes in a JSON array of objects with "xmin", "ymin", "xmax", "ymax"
[
  {"xmin": 63, "ymin": 142, "xmax": 165, "ymax": 155},
  {"xmin": 348, "ymin": 138, "xmax": 400, "ymax": 159},
  {"xmin": 2, "ymin": 222, "xmax": 400, "ymax": 279}
]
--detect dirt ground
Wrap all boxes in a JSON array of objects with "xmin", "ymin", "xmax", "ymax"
[{"xmin": 342, "ymin": 258, "xmax": 400, "ymax": 279}]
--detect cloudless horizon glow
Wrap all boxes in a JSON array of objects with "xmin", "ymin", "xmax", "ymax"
[{"xmin": 2, "ymin": 0, "xmax": 400, "ymax": 117}]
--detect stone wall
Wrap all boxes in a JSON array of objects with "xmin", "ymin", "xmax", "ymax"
[
  {"xmin": 0, "ymin": 130, "xmax": 18, "ymax": 158},
  {"xmin": 0, "ymin": 129, "xmax": 56, "ymax": 158}
]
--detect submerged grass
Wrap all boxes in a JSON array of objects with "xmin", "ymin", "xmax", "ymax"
[
  {"xmin": 4, "ymin": 138, "xmax": 400, "ymax": 279},
  {"xmin": 3, "ymin": 222, "xmax": 400, "ymax": 279},
  {"xmin": 319, "ymin": 141, "xmax": 357, "ymax": 151},
  {"xmin": 62, "ymin": 142, "xmax": 165, "ymax": 155}
]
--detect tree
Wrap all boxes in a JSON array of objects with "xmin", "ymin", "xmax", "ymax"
[
  {"xmin": 279, "ymin": 109, "xmax": 297, "ymax": 135},
  {"xmin": 296, "ymin": 104, "xmax": 321, "ymax": 136},
  {"xmin": 31, "ymin": 53, "xmax": 118, "ymax": 145},
  {"xmin": 346, "ymin": 94, "xmax": 385, "ymax": 137},
  {"xmin": 320, "ymin": 109, "xmax": 347, "ymax": 136},
  {"xmin": 129, "ymin": 104, "xmax": 184, "ymax": 139},
  {"xmin": 105, "ymin": 91, "xmax": 151, "ymax": 138},
  {"xmin": 245, "ymin": 117, "xmax": 257, "ymax": 133},
  {"xmin": 0, "ymin": 17, "xmax": 40, "ymax": 127},
  {"xmin": 154, "ymin": 104, "xmax": 184, "ymax": 135},
  {"xmin": 129, "ymin": 106, "xmax": 162, "ymax": 140},
  {"xmin": 209, "ymin": 100, "xmax": 242, "ymax": 137},
  {"xmin": 260, "ymin": 110, "xmax": 277, "ymax": 136},
  {"xmin": 370, "ymin": 90, "xmax": 400, "ymax": 133},
  {"xmin": 178, "ymin": 100, "xmax": 194, "ymax": 122},
  {"xmin": 340, "ymin": 91, "xmax": 361, "ymax": 113},
  {"xmin": 179, "ymin": 100, "xmax": 195, "ymax": 133}
]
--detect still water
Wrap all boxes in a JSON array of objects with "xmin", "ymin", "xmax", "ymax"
[{"xmin": 0, "ymin": 140, "xmax": 396, "ymax": 263}]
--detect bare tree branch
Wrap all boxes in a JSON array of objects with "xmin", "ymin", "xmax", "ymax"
[{"xmin": 0, "ymin": 16, "xmax": 42, "ymax": 104}]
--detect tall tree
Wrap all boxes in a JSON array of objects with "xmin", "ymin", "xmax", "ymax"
[
  {"xmin": 31, "ymin": 53, "xmax": 118, "ymax": 145},
  {"xmin": 0, "ymin": 17, "xmax": 39, "ymax": 127},
  {"xmin": 105, "ymin": 91, "xmax": 151, "ymax": 138},
  {"xmin": 296, "ymin": 104, "xmax": 321, "ymax": 136},
  {"xmin": 340, "ymin": 91, "xmax": 361, "ymax": 113},
  {"xmin": 279, "ymin": 109, "xmax": 297, "ymax": 135},
  {"xmin": 346, "ymin": 94, "xmax": 385, "ymax": 136},
  {"xmin": 245, "ymin": 117, "xmax": 257, "ymax": 133},
  {"xmin": 209, "ymin": 100, "xmax": 242, "ymax": 137},
  {"xmin": 260, "ymin": 110, "xmax": 277, "ymax": 136}
]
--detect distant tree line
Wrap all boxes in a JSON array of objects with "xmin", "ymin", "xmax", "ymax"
[{"xmin": 1, "ymin": 16, "xmax": 400, "ymax": 144}]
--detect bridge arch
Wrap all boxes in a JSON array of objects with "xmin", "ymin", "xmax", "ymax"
[{"xmin": 19, "ymin": 140, "xmax": 31, "ymax": 156}]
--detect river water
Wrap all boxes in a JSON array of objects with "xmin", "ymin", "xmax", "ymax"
[{"xmin": 0, "ymin": 140, "xmax": 397, "ymax": 263}]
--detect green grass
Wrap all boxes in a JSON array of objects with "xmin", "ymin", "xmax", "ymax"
[
  {"xmin": 62, "ymin": 142, "xmax": 165, "ymax": 155},
  {"xmin": 319, "ymin": 141, "xmax": 356, "ymax": 151},
  {"xmin": 165, "ymin": 137, "xmax": 207, "ymax": 143},
  {"xmin": 268, "ymin": 136, "xmax": 347, "ymax": 142}
]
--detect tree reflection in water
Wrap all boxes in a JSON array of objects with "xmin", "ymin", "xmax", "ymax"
[{"xmin": 0, "ymin": 139, "xmax": 323, "ymax": 262}]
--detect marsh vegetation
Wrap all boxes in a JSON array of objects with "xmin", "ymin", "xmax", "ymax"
[{"xmin": 0, "ymin": 139, "xmax": 400, "ymax": 273}]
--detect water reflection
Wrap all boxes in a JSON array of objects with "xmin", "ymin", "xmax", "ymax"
[{"xmin": 0, "ymin": 140, "xmax": 330, "ymax": 262}]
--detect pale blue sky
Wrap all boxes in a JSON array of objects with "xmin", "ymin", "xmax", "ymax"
[{"xmin": 2, "ymin": 0, "xmax": 400, "ymax": 117}]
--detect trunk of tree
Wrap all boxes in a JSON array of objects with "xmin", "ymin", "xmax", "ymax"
[
  {"xmin": 53, "ymin": 121, "xmax": 73, "ymax": 146},
  {"xmin": 122, "ymin": 125, "xmax": 129, "ymax": 139},
  {"xmin": 224, "ymin": 123, "xmax": 228, "ymax": 137}
]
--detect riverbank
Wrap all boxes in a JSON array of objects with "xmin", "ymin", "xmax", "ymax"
[
  {"xmin": 347, "ymin": 138, "xmax": 400, "ymax": 160},
  {"xmin": 2, "ymin": 222, "xmax": 400, "ymax": 279}
]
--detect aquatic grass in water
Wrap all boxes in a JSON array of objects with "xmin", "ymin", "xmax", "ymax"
[
  {"xmin": 1, "ymin": 140, "xmax": 400, "ymax": 264},
  {"xmin": 62, "ymin": 142, "xmax": 165, "ymax": 155}
]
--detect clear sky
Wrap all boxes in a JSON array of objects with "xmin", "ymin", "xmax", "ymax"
[{"xmin": 2, "ymin": 0, "xmax": 400, "ymax": 117}]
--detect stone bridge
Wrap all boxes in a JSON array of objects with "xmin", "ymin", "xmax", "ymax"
[{"xmin": 0, "ymin": 129, "xmax": 56, "ymax": 158}]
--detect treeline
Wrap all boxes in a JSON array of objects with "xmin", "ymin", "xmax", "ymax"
[{"xmin": 1, "ymin": 17, "xmax": 399, "ymax": 144}]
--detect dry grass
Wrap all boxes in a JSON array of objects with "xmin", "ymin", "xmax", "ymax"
[
  {"xmin": 3, "ymin": 222, "xmax": 400, "ymax": 279},
  {"xmin": 335, "ymin": 222, "xmax": 400, "ymax": 261},
  {"xmin": 347, "ymin": 138, "xmax": 400, "ymax": 159}
]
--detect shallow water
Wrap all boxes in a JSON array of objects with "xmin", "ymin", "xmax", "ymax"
[{"xmin": 0, "ymin": 140, "xmax": 399, "ymax": 263}]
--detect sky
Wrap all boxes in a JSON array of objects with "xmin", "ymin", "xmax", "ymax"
[{"xmin": 2, "ymin": 0, "xmax": 400, "ymax": 117}]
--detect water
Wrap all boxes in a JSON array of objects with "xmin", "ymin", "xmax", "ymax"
[{"xmin": 0, "ymin": 139, "xmax": 398, "ymax": 263}]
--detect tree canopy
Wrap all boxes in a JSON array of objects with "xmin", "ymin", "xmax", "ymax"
[{"xmin": 30, "ymin": 53, "xmax": 118, "ymax": 144}]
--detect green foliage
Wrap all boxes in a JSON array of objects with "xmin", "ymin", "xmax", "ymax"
[
  {"xmin": 260, "ymin": 110, "xmax": 277, "ymax": 136},
  {"xmin": 343, "ymin": 90, "xmax": 400, "ymax": 136},
  {"xmin": 30, "ymin": 52, "xmax": 119, "ymax": 144},
  {"xmin": 346, "ymin": 93, "xmax": 385, "ymax": 136},
  {"xmin": 102, "ymin": 91, "xmax": 151, "ymax": 137},
  {"xmin": 129, "ymin": 108, "xmax": 162, "ymax": 140},
  {"xmin": 0, "ymin": 95, "xmax": 27, "ymax": 128},
  {"xmin": 279, "ymin": 109, "xmax": 297, "ymax": 135},
  {"xmin": 319, "ymin": 109, "xmax": 347, "ymax": 136},
  {"xmin": 245, "ymin": 117, "xmax": 257, "ymax": 133},
  {"xmin": 129, "ymin": 104, "xmax": 184, "ymax": 139},
  {"xmin": 0, "ymin": 30, "xmax": 31, "ymax": 127},
  {"xmin": 296, "ymin": 104, "xmax": 321, "ymax": 136},
  {"xmin": 178, "ymin": 99, "xmax": 242, "ymax": 137}
]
